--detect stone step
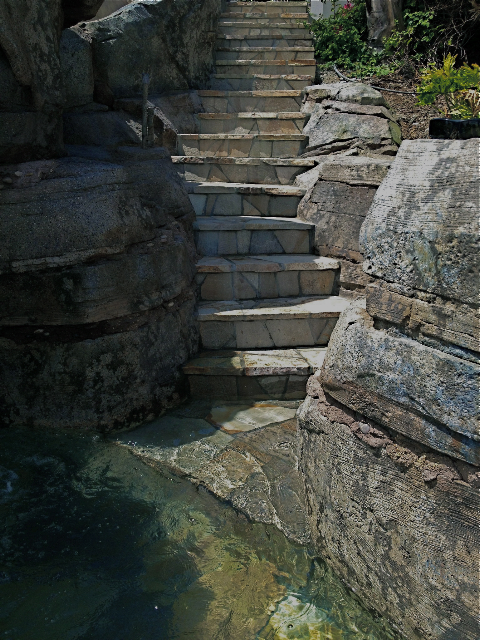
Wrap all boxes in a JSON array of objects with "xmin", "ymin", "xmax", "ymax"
[
  {"xmin": 215, "ymin": 46, "xmax": 315, "ymax": 61},
  {"xmin": 216, "ymin": 36, "xmax": 313, "ymax": 48},
  {"xmin": 172, "ymin": 156, "xmax": 315, "ymax": 185},
  {"xmin": 198, "ymin": 295, "xmax": 350, "ymax": 349},
  {"xmin": 184, "ymin": 347, "xmax": 327, "ymax": 400},
  {"xmin": 218, "ymin": 23, "xmax": 309, "ymax": 38},
  {"xmin": 226, "ymin": 2, "xmax": 308, "ymax": 14},
  {"xmin": 211, "ymin": 74, "xmax": 313, "ymax": 91},
  {"xmin": 196, "ymin": 254, "xmax": 340, "ymax": 300},
  {"xmin": 214, "ymin": 59, "xmax": 316, "ymax": 76},
  {"xmin": 196, "ymin": 111, "xmax": 306, "ymax": 135},
  {"xmin": 197, "ymin": 90, "xmax": 303, "ymax": 113},
  {"xmin": 177, "ymin": 133, "xmax": 307, "ymax": 158},
  {"xmin": 186, "ymin": 182, "xmax": 305, "ymax": 217},
  {"xmin": 220, "ymin": 12, "xmax": 309, "ymax": 21},
  {"xmin": 194, "ymin": 216, "xmax": 314, "ymax": 256}
]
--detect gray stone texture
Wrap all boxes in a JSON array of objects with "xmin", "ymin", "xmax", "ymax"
[
  {"xmin": 297, "ymin": 156, "xmax": 391, "ymax": 261},
  {"xmin": 82, "ymin": 0, "xmax": 223, "ymax": 98},
  {"xmin": 0, "ymin": 148, "xmax": 199, "ymax": 430},
  {"xmin": 60, "ymin": 27, "xmax": 95, "ymax": 108},
  {"xmin": 297, "ymin": 386, "xmax": 480, "ymax": 640},
  {"xmin": 320, "ymin": 300, "xmax": 480, "ymax": 466},
  {"xmin": 361, "ymin": 139, "xmax": 480, "ymax": 305},
  {"xmin": 0, "ymin": 0, "xmax": 64, "ymax": 161}
]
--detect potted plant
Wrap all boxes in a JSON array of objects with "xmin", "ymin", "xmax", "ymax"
[{"xmin": 417, "ymin": 54, "xmax": 480, "ymax": 139}]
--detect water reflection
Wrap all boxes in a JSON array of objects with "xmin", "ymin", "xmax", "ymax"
[{"xmin": 0, "ymin": 424, "xmax": 396, "ymax": 640}]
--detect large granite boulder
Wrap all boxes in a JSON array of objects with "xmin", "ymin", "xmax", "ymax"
[
  {"xmin": 0, "ymin": 0, "xmax": 64, "ymax": 162},
  {"xmin": 0, "ymin": 148, "xmax": 199, "ymax": 430},
  {"xmin": 361, "ymin": 138, "xmax": 479, "ymax": 305},
  {"xmin": 297, "ymin": 138, "xmax": 480, "ymax": 639},
  {"xmin": 81, "ymin": 0, "xmax": 222, "ymax": 98}
]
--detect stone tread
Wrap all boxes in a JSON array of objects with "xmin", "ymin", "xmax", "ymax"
[
  {"xmin": 193, "ymin": 215, "xmax": 314, "ymax": 231},
  {"xmin": 172, "ymin": 156, "xmax": 315, "ymax": 166},
  {"xmin": 198, "ymin": 90, "xmax": 303, "ymax": 97},
  {"xmin": 215, "ymin": 46, "xmax": 314, "ymax": 52},
  {"xmin": 227, "ymin": 2, "xmax": 308, "ymax": 6},
  {"xmin": 185, "ymin": 182, "xmax": 306, "ymax": 196},
  {"xmin": 217, "ymin": 34, "xmax": 312, "ymax": 40},
  {"xmin": 183, "ymin": 347, "xmax": 327, "ymax": 376},
  {"xmin": 197, "ymin": 111, "xmax": 306, "ymax": 119},
  {"xmin": 179, "ymin": 133, "xmax": 306, "ymax": 140},
  {"xmin": 215, "ymin": 60, "xmax": 314, "ymax": 66},
  {"xmin": 196, "ymin": 254, "xmax": 340, "ymax": 272},
  {"xmin": 197, "ymin": 295, "xmax": 350, "ymax": 321},
  {"xmin": 213, "ymin": 74, "xmax": 313, "ymax": 79},
  {"xmin": 221, "ymin": 12, "xmax": 309, "ymax": 18}
]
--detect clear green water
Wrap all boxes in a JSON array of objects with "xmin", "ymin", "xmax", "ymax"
[{"xmin": 0, "ymin": 425, "xmax": 396, "ymax": 640}]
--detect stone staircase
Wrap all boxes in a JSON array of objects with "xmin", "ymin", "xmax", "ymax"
[{"xmin": 174, "ymin": 1, "xmax": 350, "ymax": 399}]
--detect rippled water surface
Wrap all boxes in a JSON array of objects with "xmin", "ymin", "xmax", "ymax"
[{"xmin": 0, "ymin": 424, "xmax": 397, "ymax": 640}]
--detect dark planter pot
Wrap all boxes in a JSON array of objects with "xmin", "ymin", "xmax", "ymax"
[{"xmin": 429, "ymin": 117, "xmax": 480, "ymax": 140}]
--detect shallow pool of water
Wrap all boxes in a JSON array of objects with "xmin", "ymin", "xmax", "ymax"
[{"xmin": 0, "ymin": 423, "xmax": 397, "ymax": 639}]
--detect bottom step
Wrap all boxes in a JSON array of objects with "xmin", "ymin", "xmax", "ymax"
[{"xmin": 184, "ymin": 347, "xmax": 327, "ymax": 399}]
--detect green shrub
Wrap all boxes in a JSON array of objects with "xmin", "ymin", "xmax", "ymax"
[
  {"xmin": 417, "ymin": 54, "xmax": 480, "ymax": 118},
  {"xmin": 306, "ymin": 0, "xmax": 391, "ymax": 76}
]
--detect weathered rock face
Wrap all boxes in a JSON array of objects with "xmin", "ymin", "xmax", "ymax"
[
  {"xmin": 361, "ymin": 138, "xmax": 479, "ymax": 305},
  {"xmin": 297, "ymin": 385, "xmax": 480, "ymax": 640},
  {"xmin": 302, "ymin": 84, "xmax": 400, "ymax": 156},
  {"xmin": 81, "ymin": 0, "xmax": 222, "ymax": 99},
  {"xmin": 298, "ymin": 155, "xmax": 392, "ymax": 263},
  {"xmin": 0, "ymin": 0, "xmax": 64, "ymax": 162},
  {"xmin": 298, "ymin": 83, "xmax": 400, "ymax": 294},
  {"xmin": 1, "ymin": 0, "xmax": 221, "ymax": 162},
  {"xmin": 0, "ymin": 148, "xmax": 199, "ymax": 430},
  {"xmin": 298, "ymin": 138, "xmax": 480, "ymax": 639}
]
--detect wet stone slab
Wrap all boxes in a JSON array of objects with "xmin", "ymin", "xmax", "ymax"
[{"xmin": 114, "ymin": 399, "xmax": 310, "ymax": 544}]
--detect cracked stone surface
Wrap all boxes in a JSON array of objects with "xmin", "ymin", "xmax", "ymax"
[{"xmin": 114, "ymin": 399, "xmax": 310, "ymax": 544}]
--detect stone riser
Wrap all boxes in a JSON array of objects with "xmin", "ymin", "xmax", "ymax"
[
  {"xmin": 196, "ymin": 114, "xmax": 305, "ymax": 135},
  {"xmin": 177, "ymin": 136, "xmax": 306, "ymax": 158},
  {"xmin": 197, "ymin": 268, "xmax": 337, "ymax": 300},
  {"xmin": 216, "ymin": 37, "xmax": 313, "ymax": 48},
  {"xmin": 189, "ymin": 192, "xmax": 301, "ymax": 217},
  {"xmin": 211, "ymin": 76, "xmax": 312, "ymax": 91},
  {"xmin": 200, "ymin": 316, "xmax": 338, "ymax": 349},
  {"xmin": 195, "ymin": 228, "xmax": 313, "ymax": 256},
  {"xmin": 219, "ymin": 26, "xmax": 309, "ymax": 37},
  {"xmin": 215, "ymin": 62, "xmax": 316, "ymax": 75},
  {"xmin": 188, "ymin": 373, "xmax": 309, "ymax": 399},
  {"xmin": 199, "ymin": 94, "xmax": 303, "ymax": 113},
  {"xmin": 175, "ymin": 162, "xmax": 309, "ymax": 185},
  {"xmin": 220, "ymin": 14, "xmax": 308, "ymax": 23},
  {"xmin": 226, "ymin": 2, "xmax": 308, "ymax": 15},
  {"xmin": 215, "ymin": 48, "xmax": 315, "ymax": 61}
]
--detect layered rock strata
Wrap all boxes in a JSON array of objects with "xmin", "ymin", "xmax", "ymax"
[
  {"xmin": 297, "ymin": 138, "xmax": 480, "ymax": 639},
  {"xmin": 298, "ymin": 82, "xmax": 400, "ymax": 294},
  {"xmin": 0, "ymin": 148, "xmax": 198, "ymax": 430}
]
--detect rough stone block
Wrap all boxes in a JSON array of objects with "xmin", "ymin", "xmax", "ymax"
[
  {"xmin": 60, "ymin": 28, "xmax": 94, "ymax": 109},
  {"xmin": 298, "ymin": 391, "xmax": 480, "ymax": 640},
  {"xmin": 320, "ymin": 300, "xmax": 480, "ymax": 465},
  {"xmin": 360, "ymin": 139, "xmax": 480, "ymax": 305}
]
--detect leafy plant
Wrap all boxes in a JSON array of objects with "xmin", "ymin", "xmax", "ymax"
[
  {"xmin": 382, "ymin": 9, "xmax": 441, "ymax": 67},
  {"xmin": 306, "ymin": 0, "xmax": 392, "ymax": 76},
  {"xmin": 417, "ymin": 54, "xmax": 480, "ymax": 118}
]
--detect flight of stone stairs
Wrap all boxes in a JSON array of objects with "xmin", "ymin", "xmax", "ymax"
[{"xmin": 174, "ymin": 1, "xmax": 350, "ymax": 400}]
